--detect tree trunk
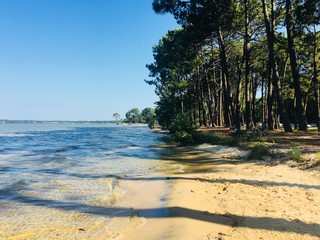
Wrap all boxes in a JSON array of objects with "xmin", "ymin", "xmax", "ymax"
[
  {"xmin": 234, "ymin": 58, "xmax": 242, "ymax": 129},
  {"xmin": 261, "ymin": 75, "xmax": 265, "ymax": 124},
  {"xmin": 261, "ymin": 0, "xmax": 292, "ymax": 132},
  {"xmin": 313, "ymin": 25, "xmax": 320, "ymax": 132},
  {"xmin": 252, "ymin": 74, "xmax": 258, "ymax": 126},
  {"xmin": 244, "ymin": 0, "xmax": 253, "ymax": 130},
  {"xmin": 197, "ymin": 78, "xmax": 202, "ymax": 126},
  {"xmin": 267, "ymin": 63, "xmax": 274, "ymax": 130},
  {"xmin": 217, "ymin": 28, "xmax": 234, "ymax": 127},
  {"xmin": 205, "ymin": 71, "xmax": 215, "ymax": 127},
  {"xmin": 219, "ymin": 70, "xmax": 223, "ymax": 126},
  {"xmin": 201, "ymin": 80, "xmax": 207, "ymax": 127},
  {"xmin": 285, "ymin": 0, "xmax": 307, "ymax": 131}
]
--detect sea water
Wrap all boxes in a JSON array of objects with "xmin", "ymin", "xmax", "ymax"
[{"xmin": 0, "ymin": 123, "xmax": 178, "ymax": 239}]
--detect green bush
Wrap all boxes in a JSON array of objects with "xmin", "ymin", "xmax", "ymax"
[
  {"xmin": 174, "ymin": 130, "xmax": 238, "ymax": 146},
  {"xmin": 174, "ymin": 130, "xmax": 195, "ymax": 145},
  {"xmin": 192, "ymin": 131, "xmax": 237, "ymax": 146},
  {"xmin": 290, "ymin": 145, "xmax": 302, "ymax": 161},
  {"xmin": 248, "ymin": 144, "xmax": 270, "ymax": 159},
  {"xmin": 168, "ymin": 113, "xmax": 195, "ymax": 133}
]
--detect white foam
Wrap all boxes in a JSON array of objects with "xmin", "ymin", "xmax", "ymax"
[{"xmin": 0, "ymin": 133, "xmax": 33, "ymax": 137}]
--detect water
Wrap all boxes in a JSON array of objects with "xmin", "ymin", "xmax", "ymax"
[{"xmin": 0, "ymin": 123, "xmax": 177, "ymax": 239}]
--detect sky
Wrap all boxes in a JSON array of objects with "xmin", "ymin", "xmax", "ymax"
[{"xmin": 0, "ymin": 0, "xmax": 178, "ymax": 121}]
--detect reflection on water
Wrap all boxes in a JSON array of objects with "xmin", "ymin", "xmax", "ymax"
[{"xmin": 0, "ymin": 123, "xmax": 175, "ymax": 239}]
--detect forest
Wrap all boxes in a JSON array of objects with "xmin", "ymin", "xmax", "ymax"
[{"xmin": 146, "ymin": 0, "xmax": 320, "ymax": 133}]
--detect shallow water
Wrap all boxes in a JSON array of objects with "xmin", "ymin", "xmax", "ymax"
[{"xmin": 0, "ymin": 123, "xmax": 177, "ymax": 239}]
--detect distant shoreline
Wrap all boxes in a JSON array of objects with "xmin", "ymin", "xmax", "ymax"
[{"xmin": 0, "ymin": 120, "xmax": 123, "ymax": 124}]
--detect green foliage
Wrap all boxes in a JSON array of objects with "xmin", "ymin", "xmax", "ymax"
[
  {"xmin": 169, "ymin": 113, "xmax": 197, "ymax": 145},
  {"xmin": 125, "ymin": 108, "xmax": 142, "ymax": 124},
  {"xmin": 248, "ymin": 144, "xmax": 270, "ymax": 160},
  {"xmin": 174, "ymin": 130, "xmax": 195, "ymax": 145},
  {"xmin": 289, "ymin": 143, "xmax": 303, "ymax": 161},
  {"xmin": 169, "ymin": 112, "xmax": 195, "ymax": 133},
  {"xmin": 112, "ymin": 113, "xmax": 121, "ymax": 121},
  {"xmin": 174, "ymin": 129, "xmax": 238, "ymax": 146},
  {"xmin": 124, "ymin": 107, "xmax": 158, "ymax": 128},
  {"xmin": 192, "ymin": 131, "xmax": 238, "ymax": 146},
  {"xmin": 148, "ymin": 0, "xmax": 320, "ymax": 131},
  {"xmin": 141, "ymin": 107, "xmax": 158, "ymax": 128}
]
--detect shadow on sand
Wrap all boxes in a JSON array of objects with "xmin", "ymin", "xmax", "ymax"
[{"xmin": 0, "ymin": 189, "xmax": 319, "ymax": 237}]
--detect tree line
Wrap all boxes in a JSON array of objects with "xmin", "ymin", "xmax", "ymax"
[
  {"xmin": 146, "ymin": 0, "xmax": 320, "ymax": 132},
  {"xmin": 113, "ymin": 108, "xmax": 157, "ymax": 128}
]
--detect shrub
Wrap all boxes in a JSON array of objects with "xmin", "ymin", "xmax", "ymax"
[
  {"xmin": 168, "ymin": 113, "xmax": 195, "ymax": 133},
  {"xmin": 290, "ymin": 144, "xmax": 302, "ymax": 161},
  {"xmin": 248, "ymin": 144, "xmax": 270, "ymax": 159},
  {"xmin": 192, "ymin": 131, "xmax": 222, "ymax": 144},
  {"xmin": 174, "ymin": 131, "xmax": 194, "ymax": 145},
  {"xmin": 173, "ymin": 130, "xmax": 238, "ymax": 146}
]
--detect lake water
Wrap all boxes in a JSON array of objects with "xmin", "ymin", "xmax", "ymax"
[{"xmin": 0, "ymin": 123, "xmax": 179, "ymax": 239}]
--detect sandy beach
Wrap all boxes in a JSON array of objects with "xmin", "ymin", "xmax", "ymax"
[
  {"xmin": 1, "ymin": 125, "xmax": 319, "ymax": 240},
  {"xmin": 124, "ymin": 146, "xmax": 320, "ymax": 240}
]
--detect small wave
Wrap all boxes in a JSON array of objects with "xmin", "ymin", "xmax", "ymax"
[
  {"xmin": 0, "ymin": 179, "xmax": 29, "ymax": 196},
  {"xmin": 125, "ymin": 144, "xmax": 146, "ymax": 150},
  {"xmin": 105, "ymin": 150, "xmax": 117, "ymax": 155},
  {"xmin": 36, "ymin": 168, "xmax": 60, "ymax": 174},
  {"xmin": 0, "ymin": 133, "xmax": 34, "ymax": 137},
  {"xmin": 0, "ymin": 152, "xmax": 31, "ymax": 162},
  {"xmin": 54, "ymin": 146, "xmax": 80, "ymax": 153},
  {"xmin": 0, "ymin": 166, "xmax": 11, "ymax": 173},
  {"xmin": 34, "ymin": 146, "xmax": 80, "ymax": 155}
]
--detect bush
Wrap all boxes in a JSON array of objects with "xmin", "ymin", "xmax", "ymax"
[
  {"xmin": 290, "ymin": 143, "xmax": 302, "ymax": 161},
  {"xmin": 168, "ymin": 113, "xmax": 195, "ymax": 133},
  {"xmin": 192, "ymin": 131, "xmax": 238, "ymax": 146},
  {"xmin": 147, "ymin": 118, "xmax": 158, "ymax": 129},
  {"xmin": 248, "ymin": 144, "xmax": 270, "ymax": 159},
  {"xmin": 167, "ymin": 113, "xmax": 196, "ymax": 146},
  {"xmin": 174, "ymin": 130, "xmax": 238, "ymax": 146},
  {"xmin": 174, "ymin": 131, "xmax": 195, "ymax": 145}
]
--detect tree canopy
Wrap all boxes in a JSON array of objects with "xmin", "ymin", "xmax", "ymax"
[{"xmin": 146, "ymin": 0, "xmax": 320, "ymax": 132}]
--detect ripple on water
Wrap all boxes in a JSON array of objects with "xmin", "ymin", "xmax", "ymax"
[{"xmin": 0, "ymin": 123, "xmax": 174, "ymax": 239}]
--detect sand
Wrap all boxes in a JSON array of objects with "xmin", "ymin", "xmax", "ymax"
[
  {"xmin": 124, "ymin": 147, "xmax": 320, "ymax": 240},
  {"xmin": 2, "ymin": 144, "xmax": 319, "ymax": 239}
]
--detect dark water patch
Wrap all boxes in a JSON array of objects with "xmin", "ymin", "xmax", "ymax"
[
  {"xmin": 0, "ymin": 166, "xmax": 31, "ymax": 173},
  {"xmin": 0, "ymin": 179, "xmax": 29, "ymax": 195},
  {"xmin": 54, "ymin": 145, "xmax": 80, "ymax": 153},
  {"xmin": 0, "ymin": 166, "xmax": 11, "ymax": 172},
  {"xmin": 36, "ymin": 168, "xmax": 62, "ymax": 174},
  {"xmin": 45, "ymin": 155, "xmax": 69, "ymax": 163},
  {"xmin": 125, "ymin": 144, "xmax": 140, "ymax": 148},
  {"xmin": 32, "ymin": 145, "xmax": 81, "ymax": 155}
]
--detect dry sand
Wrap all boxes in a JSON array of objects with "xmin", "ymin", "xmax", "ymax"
[{"xmin": 124, "ymin": 147, "xmax": 320, "ymax": 240}]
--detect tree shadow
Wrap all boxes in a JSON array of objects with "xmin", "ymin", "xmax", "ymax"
[
  {"xmin": 0, "ymin": 190, "xmax": 319, "ymax": 237},
  {"xmin": 270, "ymin": 132, "xmax": 320, "ymax": 148},
  {"xmin": 112, "ymin": 175, "xmax": 320, "ymax": 190},
  {"xmin": 13, "ymin": 165, "xmax": 318, "ymax": 191}
]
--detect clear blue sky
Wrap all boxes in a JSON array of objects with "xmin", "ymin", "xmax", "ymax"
[{"xmin": 0, "ymin": 0, "xmax": 178, "ymax": 121}]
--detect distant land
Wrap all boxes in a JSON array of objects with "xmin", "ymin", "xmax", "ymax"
[{"xmin": 0, "ymin": 119, "xmax": 120, "ymax": 124}]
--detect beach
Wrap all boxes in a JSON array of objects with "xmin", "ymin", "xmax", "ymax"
[
  {"xmin": 125, "ymin": 147, "xmax": 320, "ymax": 240},
  {"xmin": 1, "ymin": 123, "xmax": 319, "ymax": 239}
]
